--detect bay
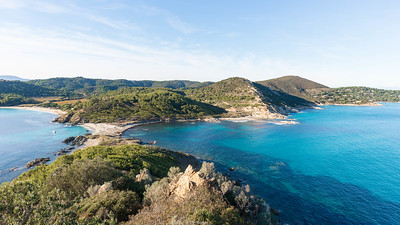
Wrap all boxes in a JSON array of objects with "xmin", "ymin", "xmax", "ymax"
[
  {"xmin": 124, "ymin": 103, "xmax": 400, "ymax": 224},
  {"xmin": 0, "ymin": 108, "xmax": 87, "ymax": 183}
]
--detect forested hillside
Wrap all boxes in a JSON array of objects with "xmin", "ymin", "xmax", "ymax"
[
  {"xmin": 28, "ymin": 77, "xmax": 212, "ymax": 96},
  {"xmin": 0, "ymin": 80, "xmax": 60, "ymax": 105},
  {"xmin": 55, "ymin": 87, "xmax": 225, "ymax": 123},
  {"xmin": 0, "ymin": 80, "xmax": 58, "ymax": 97},
  {"xmin": 314, "ymin": 86, "xmax": 400, "ymax": 104},
  {"xmin": 0, "ymin": 93, "xmax": 38, "ymax": 106},
  {"xmin": 2, "ymin": 75, "xmax": 398, "ymax": 108}
]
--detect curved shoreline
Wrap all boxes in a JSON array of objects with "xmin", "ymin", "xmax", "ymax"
[
  {"xmin": 0, "ymin": 106, "xmax": 304, "ymax": 136},
  {"xmin": 0, "ymin": 106, "xmax": 66, "ymax": 116}
]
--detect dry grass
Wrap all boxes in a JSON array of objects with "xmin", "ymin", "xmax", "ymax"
[{"xmin": 32, "ymin": 96, "xmax": 62, "ymax": 102}]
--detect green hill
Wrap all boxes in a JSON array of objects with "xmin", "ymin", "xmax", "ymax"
[
  {"xmin": 185, "ymin": 77, "xmax": 314, "ymax": 118},
  {"xmin": 0, "ymin": 93, "xmax": 38, "ymax": 106},
  {"xmin": 257, "ymin": 75, "xmax": 329, "ymax": 101},
  {"xmin": 28, "ymin": 77, "xmax": 212, "ymax": 96},
  {"xmin": 0, "ymin": 80, "xmax": 58, "ymax": 97},
  {"xmin": 56, "ymin": 87, "xmax": 225, "ymax": 124},
  {"xmin": 314, "ymin": 86, "xmax": 400, "ymax": 104},
  {"xmin": 0, "ymin": 80, "xmax": 61, "ymax": 105}
]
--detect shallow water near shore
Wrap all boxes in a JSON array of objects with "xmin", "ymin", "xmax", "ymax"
[
  {"xmin": 124, "ymin": 103, "xmax": 400, "ymax": 224},
  {"xmin": 0, "ymin": 108, "xmax": 87, "ymax": 183}
]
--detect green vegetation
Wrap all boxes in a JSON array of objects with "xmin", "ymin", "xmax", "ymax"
[
  {"xmin": 0, "ymin": 144, "xmax": 276, "ymax": 224},
  {"xmin": 4, "ymin": 74, "xmax": 399, "ymax": 110},
  {"xmin": 0, "ymin": 93, "xmax": 38, "ymax": 106},
  {"xmin": 28, "ymin": 77, "xmax": 212, "ymax": 96},
  {"xmin": 56, "ymin": 87, "xmax": 225, "ymax": 123},
  {"xmin": 314, "ymin": 86, "xmax": 400, "ymax": 104},
  {"xmin": 185, "ymin": 77, "xmax": 259, "ymax": 109},
  {"xmin": 0, "ymin": 80, "xmax": 58, "ymax": 97},
  {"xmin": 0, "ymin": 144, "xmax": 191, "ymax": 224},
  {"xmin": 257, "ymin": 75, "xmax": 329, "ymax": 101},
  {"xmin": 0, "ymin": 80, "xmax": 65, "ymax": 106},
  {"xmin": 185, "ymin": 77, "xmax": 313, "ymax": 117}
]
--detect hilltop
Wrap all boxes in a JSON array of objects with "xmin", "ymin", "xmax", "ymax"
[
  {"xmin": 257, "ymin": 75, "xmax": 329, "ymax": 101},
  {"xmin": 185, "ymin": 77, "xmax": 314, "ymax": 119}
]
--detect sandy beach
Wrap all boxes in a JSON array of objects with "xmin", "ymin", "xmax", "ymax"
[
  {"xmin": 0, "ymin": 106, "xmax": 67, "ymax": 116},
  {"xmin": 80, "ymin": 123, "xmax": 138, "ymax": 136},
  {"xmin": 1, "ymin": 106, "xmax": 302, "ymax": 137},
  {"xmin": 0, "ymin": 106, "xmax": 140, "ymax": 136}
]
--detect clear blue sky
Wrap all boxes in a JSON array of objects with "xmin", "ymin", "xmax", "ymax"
[{"xmin": 1, "ymin": 0, "xmax": 400, "ymax": 88}]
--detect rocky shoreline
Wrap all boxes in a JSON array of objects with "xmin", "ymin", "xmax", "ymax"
[
  {"xmin": 0, "ymin": 105, "xmax": 306, "ymax": 174},
  {"xmin": 2, "ymin": 106, "xmax": 305, "ymax": 137}
]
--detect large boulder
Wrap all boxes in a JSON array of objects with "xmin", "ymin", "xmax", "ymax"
[{"xmin": 169, "ymin": 165, "xmax": 208, "ymax": 199}]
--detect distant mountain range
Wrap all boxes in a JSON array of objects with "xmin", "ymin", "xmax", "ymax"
[
  {"xmin": 1, "ymin": 75, "xmax": 399, "ymax": 120},
  {"xmin": 0, "ymin": 75, "xmax": 29, "ymax": 81}
]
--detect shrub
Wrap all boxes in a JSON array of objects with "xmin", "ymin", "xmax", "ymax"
[
  {"xmin": 77, "ymin": 190, "xmax": 141, "ymax": 222},
  {"xmin": 198, "ymin": 161, "xmax": 216, "ymax": 180},
  {"xmin": 46, "ymin": 158, "xmax": 121, "ymax": 198}
]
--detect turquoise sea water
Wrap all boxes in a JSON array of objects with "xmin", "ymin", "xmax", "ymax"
[
  {"xmin": 124, "ymin": 103, "xmax": 400, "ymax": 224},
  {"xmin": 0, "ymin": 109, "xmax": 87, "ymax": 183}
]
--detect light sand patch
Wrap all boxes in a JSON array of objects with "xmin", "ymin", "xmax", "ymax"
[
  {"xmin": 0, "ymin": 106, "xmax": 66, "ymax": 116},
  {"xmin": 80, "ymin": 123, "xmax": 136, "ymax": 136}
]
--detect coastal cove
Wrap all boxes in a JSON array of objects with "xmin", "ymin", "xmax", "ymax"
[
  {"xmin": 123, "ymin": 103, "xmax": 400, "ymax": 224},
  {"xmin": 0, "ymin": 108, "xmax": 87, "ymax": 183}
]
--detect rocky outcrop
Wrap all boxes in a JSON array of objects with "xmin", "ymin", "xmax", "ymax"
[
  {"xmin": 54, "ymin": 147, "xmax": 75, "ymax": 156},
  {"xmin": 202, "ymin": 117, "xmax": 221, "ymax": 123},
  {"xmin": 169, "ymin": 165, "xmax": 208, "ymax": 199},
  {"xmin": 63, "ymin": 135, "xmax": 88, "ymax": 146},
  {"xmin": 8, "ymin": 167, "xmax": 18, "ymax": 172},
  {"xmin": 140, "ymin": 162, "xmax": 278, "ymax": 225},
  {"xmin": 87, "ymin": 182, "xmax": 113, "ymax": 197},
  {"xmin": 26, "ymin": 157, "xmax": 50, "ymax": 168},
  {"xmin": 135, "ymin": 168, "xmax": 154, "ymax": 184},
  {"xmin": 53, "ymin": 111, "xmax": 84, "ymax": 124}
]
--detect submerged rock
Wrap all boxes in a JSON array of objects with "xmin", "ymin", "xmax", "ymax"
[
  {"xmin": 54, "ymin": 148, "xmax": 74, "ymax": 156},
  {"xmin": 26, "ymin": 157, "xmax": 50, "ymax": 168},
  {"xmin": 9, "ymin": 167, "xmax": 18, "ymax": 172}
]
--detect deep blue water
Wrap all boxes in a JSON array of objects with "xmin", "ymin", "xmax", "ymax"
[
  {"xmin": 0, "ymin": 109, "xmax": 87, "ymax": 183},
  {"xmin": 124, "ymin": 103, "xmax": 400, "ymax": 224}
]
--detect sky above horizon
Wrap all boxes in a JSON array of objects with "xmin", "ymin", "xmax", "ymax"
[{"xmin": 1, "ymin": 0, "xmax": 400, "ymax": 89}]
